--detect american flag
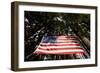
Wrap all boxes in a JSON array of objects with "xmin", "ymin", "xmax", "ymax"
[{"xmin": 33, "ymin": 35, "xmax": 85, "ymax": 55}]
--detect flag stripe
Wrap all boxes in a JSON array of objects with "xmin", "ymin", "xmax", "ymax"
[
  {"xmin": 34, "ymin": 51, "xmax": 84, "ymax": 55},
  {"xmin": 37, "ymin": 48, "xmax": 83, "ymax": 50},
  {"xmin": 40, "ymin": 43, "xmax": 80, "ymax": 46},
  {"xmin": 38, "ymin": 46, "xmax": 81, "ymax": 49}
]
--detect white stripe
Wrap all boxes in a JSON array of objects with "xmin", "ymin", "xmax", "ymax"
[{"xmin": 35, "ymin": 49, "xmax": 84, "ymax": 53}]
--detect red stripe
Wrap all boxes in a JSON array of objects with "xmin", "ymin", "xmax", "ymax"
[{"xmin": 37, "ymin": 48, "xmax": 83, "ymax": 50}]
